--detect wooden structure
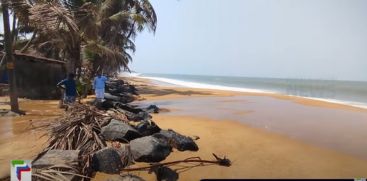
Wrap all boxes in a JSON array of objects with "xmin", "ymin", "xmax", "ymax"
[{"xmin": 0, "ymin": 51, "xmax": 66, "ymax": 99}]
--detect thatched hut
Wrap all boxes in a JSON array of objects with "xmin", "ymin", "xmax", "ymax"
[{"xmin": 0, "ymin": 51, "xmax": 66, "ymax": 99}]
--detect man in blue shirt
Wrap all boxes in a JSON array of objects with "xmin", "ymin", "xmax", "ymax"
[
  {"xmin": 57, "ymin": 73, "xmax": 77, "ymax": 104},
  {"xmin": 93, "ymin": 72, "xmax": 108, "ymax": 102}
]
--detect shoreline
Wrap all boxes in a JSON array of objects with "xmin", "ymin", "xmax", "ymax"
[
  {"xmin": 117, "ymin": 76, "xmax": 367, "ymax": 179},
  {"xmin": 130, "ymin": 76, "xmax": 367, "ymax": 113},
  {"xmin": 136, "ymin": 75, "xmax": 367, "ymax": 111}
]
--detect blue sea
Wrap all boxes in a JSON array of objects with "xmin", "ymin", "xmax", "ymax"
[{"xmin": 131, "ymin": 73, "xmax": 367, "ymax": 109}]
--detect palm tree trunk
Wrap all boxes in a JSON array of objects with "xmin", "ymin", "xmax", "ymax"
[
  {"xmin": 66, "ymin": 44, "xmax": 80, "ymax": 74},
  {"xmin": 2, "ymin": 0, "xmax": 19, "ymax": 112}
]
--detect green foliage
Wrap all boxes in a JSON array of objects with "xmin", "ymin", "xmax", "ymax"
[{"xmin": 7, "ymin": 0, "xmax": 157, "ymax": 77}]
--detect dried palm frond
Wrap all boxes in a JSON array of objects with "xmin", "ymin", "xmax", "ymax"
[
  {"xmin": 32, "ymin": 164, "xmax": 91, "ymax": 181},
  {"xmin": 29, "ymin": 2, "xmax": 79, "ymax": 39},
  {"xmin": 34, "ymin": 103, "xmax": 130, "ymax": 178}
]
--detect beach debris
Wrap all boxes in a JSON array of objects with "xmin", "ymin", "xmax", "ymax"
[
  {"xmin": 32, "ymin": 150, "xmax": 80, "ymax": 169},
  {"xmin": 30, "ymin": 80, "xmax": 231, "ymax": 180},
  {"xmin": 122, "ymin": 153, "xmax": 231, "ymax": 172},
  {"xmin": 32, "ymin": 164, "xmax": 88, "ymax": 181},
  {"xmin": 152, "ymin": 166, "xmax": 179, "ymax": 181},
  {"xmin": 135, "ymin": 120, "xmax": 161, "ymax": 136},
  {"xmin": 130, "ymin": 136, "xmax": 172, "ymax": 162},
  {"xmin": 191, "ymin": 135, "xmax": 200, "ymax": 140},
  {"xmin": 32, "ymin": 104, "xmax": 110, "ymax": 179},
  {"xmin": 91, "ymin": 147, "xmax": 125, "ymax": 174},
  {"xmin": 101, "ymin": 119, "xmax": 142, "ymax": 142},
  {"xmin": 153, "ymin": 129, "xmax": 199, "ymax": 151}
]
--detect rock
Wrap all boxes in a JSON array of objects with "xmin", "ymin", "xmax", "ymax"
[
  {"xmin": 113, "ymin": 102, "xmax": 143, "ymax": 114},
  {"xmin": 154, "ymin": 166, "xmax": 179, "ymax": 181},
  {"xmin": 118, "ymin": 109, "xmax": 151, "ymax": 122},
  {"xmin": 104, "ymin": 93, "xmax": 123, "ymax": 101},
  {"xmin": 130, "ymin": 136, "xmax": 172, "ymax": 162},
  {"xmin": 135, "ymin": 120, "xmax": 161, "ymax": 136},
  {"xmin": 153, "ymin": 130, "xmax": 199, "ymax": 152},
  {"xmin": 144, "ymin": 105, "xmax": 160, "ymax": 113},
  {"xmin": 33, "ymin": 150, "xmax": 80, "ymax": 168},
  {"xmin": 118, "ymin": 93, "xmax": 136, "ymax": 103},
  {"xmin": 101, "ymin": 119, "xmax": 141, "ymax": 142},
  {"xmin": 91, "ymin": 147, "xmax": 124, "ymax": 174}
]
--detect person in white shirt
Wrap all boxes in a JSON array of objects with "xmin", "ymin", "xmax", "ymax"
[{"xmin": 93, "ymin": 72, "xmax": 108, "ymax": 102}]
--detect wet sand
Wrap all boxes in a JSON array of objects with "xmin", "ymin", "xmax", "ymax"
[
  {"xmin": 1, "ymin": 77, "xmax": 367, "ymax": 179},
  {"xmin": 0, "ymin": 98, "xmax": 62, "ymax": 178},
  {"xmin": 117, "ymin": 77, "xmax": 367, "ymax": 179}
]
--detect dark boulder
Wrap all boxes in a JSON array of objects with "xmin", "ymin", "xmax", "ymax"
[
  {"xmin": 101, "ymin": 119, "xmax": 141, "ymax": 142},
  {"xmin": 104, "ymin": 93, "xmax": 135, "ymax": 104},
  {"xmin": 91, "ymin": 147, "xmax": 124, "ymax": 174},
  {"xmin": 153, "ymin": 129, "xmax": 199, "ymax": 151},
  {"xmin": 135, "ymin": 120, "xmax": 161, "ymax": 136},
  {"xmin": 143, "ymin": 105, "xmax": 160, "ymax": 114},
  {"xmin": 118, "ymin": 109, "xmax": 151, "ymax": 122},
  {"xmin": 130, "ymin": 136, "xmax": 172, "ymax": 162},
  {"xmin": 32, "ymin": 150, "xmax": 80, "ymax": 168},
  {"xmin": 104, "ymin": 93, "xmax": 122, "ymax": 101},
  {"xmin": 113, "ymin": 102, "xmax": 143, "ymax": 114},
  {"xmin": 154, "ymin": 166, "xmax": 179, "ymax": 181}
]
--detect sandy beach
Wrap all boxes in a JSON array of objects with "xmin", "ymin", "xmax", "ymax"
[
  {"xmin": 108, "ymin": 77, "xmax": 367, "ymax": 179},
  {"xmin": 1, "ymin": 77, "xmax": 367, "ymax": 180}
]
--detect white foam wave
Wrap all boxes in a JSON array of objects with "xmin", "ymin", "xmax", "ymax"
[
  {"xmin": 141, "ymin": 76, "xmax": 276, "ymax": 94},
  {"xmin": 139, "ymin": 75, "xmax": 367, "ymax": 110}
]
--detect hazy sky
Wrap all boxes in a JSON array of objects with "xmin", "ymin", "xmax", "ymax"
[{"xmin": 131, "ymin": 0, "xmax": 367, "ymax": 81}]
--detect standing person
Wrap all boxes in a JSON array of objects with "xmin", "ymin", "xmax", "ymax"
[
  {"xmin": 93, "ymin": 72, "xmax": 108, "ymax": 102},
  {"xmin": 57, "ymin": 73, "xmax": 77, "ymax": 104}
]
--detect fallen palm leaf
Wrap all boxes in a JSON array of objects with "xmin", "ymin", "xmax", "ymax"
[{"xmin": 121, "ymin": 153, "xmax": 231, "ymax": 172}]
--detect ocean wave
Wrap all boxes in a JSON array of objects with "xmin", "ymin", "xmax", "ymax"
[
  {"xmin": 139, "ymin": 75, "xmax": 367, "ymax": 110},
  {"xmin": 141, "ymin": 76, "xmax": 276, "ymax": 94}
]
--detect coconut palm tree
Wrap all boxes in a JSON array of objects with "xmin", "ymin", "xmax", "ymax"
[
  {"xmin": 8, "ymin": 0, "xmax": 157, "ymax": 76},
  {"xmin": 1, "ymin": 0, "xmax": 19, "ymax": 112},
  {"xmin": 76, "ymin": 0, "xmax": 157, "ymax": 75}
]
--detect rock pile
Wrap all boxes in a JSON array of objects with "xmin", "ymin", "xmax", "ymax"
[{"xmin": 31, "ymin": 79, "xmax": 203, "ymax": 181}]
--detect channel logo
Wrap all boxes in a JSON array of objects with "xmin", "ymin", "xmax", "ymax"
[{"xmin": 10, "ymin": 160, "xmax": 32, "ymax": 181}]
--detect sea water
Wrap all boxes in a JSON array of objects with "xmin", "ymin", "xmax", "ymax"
[{"xmin": 136, "ymin": 73, "xmax": 367, "ymax": 109}]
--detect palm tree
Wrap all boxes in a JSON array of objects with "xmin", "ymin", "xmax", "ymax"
[
  {"xmin": 1, "ymin": 0, "xmax": 19, "ymax": 112},
  {"xmin": 76, "ymin": 0, "xmax": 157, "ymax": 75},
  {"xmin": 9, "ymin": 0, "xmax": 157, "ymax": 76}
]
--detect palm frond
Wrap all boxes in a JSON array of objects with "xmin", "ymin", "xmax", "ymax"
[
  {"xmin": 8, "ymin": 0, "xmax": 32, "ymax": 28},
  {"xmin": 99, "ymin": 0, "xmax": 122, "ymax": 19},
  {"xmin": 83, "ymin": 40, "xmax": 131, "ymax": 72},
  {"xmin": 75, "ymin": 2, "xmax": 99, "ymax": 39}
]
